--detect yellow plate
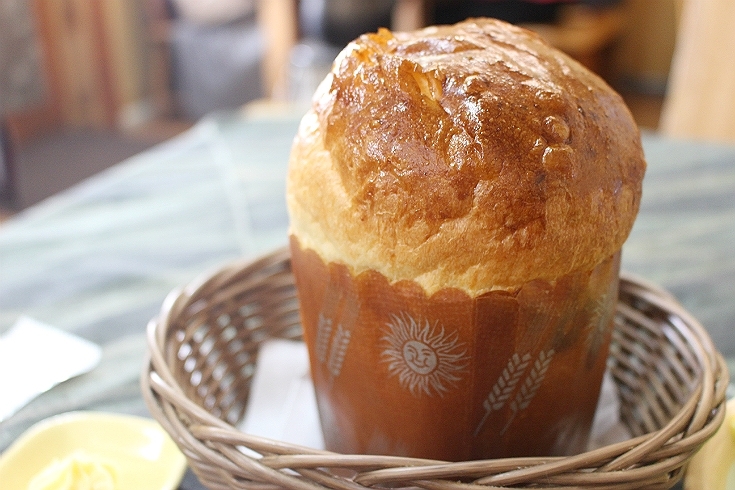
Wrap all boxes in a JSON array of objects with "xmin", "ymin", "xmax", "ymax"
[{"xmin": 0, "ymin": 412, "xmax": 187, "ymax": 490}]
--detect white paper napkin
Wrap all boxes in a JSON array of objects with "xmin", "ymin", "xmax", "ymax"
[
  {"xmin": 0, "ymin": 316, "xmax": 102, "ymax": 421},
  {"xmin": 239, "ymin": 339, "xmax": 324, "ymax": 449},
  {"xmin": 240, "ymin": 339, "xmax": 629, "ymax": 452}
]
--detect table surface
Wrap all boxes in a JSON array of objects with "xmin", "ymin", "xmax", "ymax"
[{"xmin": 0, "ymin": 109, "xmax": 733, "ymax": 477}]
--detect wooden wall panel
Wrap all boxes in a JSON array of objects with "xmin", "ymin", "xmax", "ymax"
[
  {"xmin": 660, "ymin": 0, "xmax": 735, "ymax": 142},
  {"xmin": 15, "ymin": 0, "xmax": 148, "ymax": 132},
  {"xmin": 99, "ymin": 0, "xmax": 147, "ymax": 125},
  {"xmin": 45, "ymin": 0, "xmax": 109, "ymax": 127}
]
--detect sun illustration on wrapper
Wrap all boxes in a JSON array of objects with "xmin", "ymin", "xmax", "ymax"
[{"xmin": 381, "ymin": 313, "xmax": 469, "ymax": 397}]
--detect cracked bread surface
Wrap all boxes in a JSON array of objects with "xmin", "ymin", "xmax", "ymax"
[{"xmin": 287, "ymin": 18, "xmax": 646, "ymax": 294}]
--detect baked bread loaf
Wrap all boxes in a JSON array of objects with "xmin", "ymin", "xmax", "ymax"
[{"xmin": 287, "ymin": 18, "xmax": 646, "ymax": 295}]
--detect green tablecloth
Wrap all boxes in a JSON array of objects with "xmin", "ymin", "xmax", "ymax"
[{"xmin": 1, "ymin": 110, "xmax": 734, "ymax": 453}]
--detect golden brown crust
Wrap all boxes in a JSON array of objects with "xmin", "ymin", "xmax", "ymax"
[{"xmin": 287, "ymin": 18, "xmax": 646, "ymax": 294}]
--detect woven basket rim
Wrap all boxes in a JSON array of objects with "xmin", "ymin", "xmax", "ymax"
[{"xmin": 142, "ymin": 246, "xmax": 728, "ymax": 489}]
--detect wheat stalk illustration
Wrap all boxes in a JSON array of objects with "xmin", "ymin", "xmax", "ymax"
[
  {"xmin": 340, "ymin": 295, "xmax": 361, "ymax": 331},
  {"xmin": 315, "ymin": 314, "xmax": 333, "ymax": 364},
  {"xmin": 501, "ymin": 349, "xmax": 555, "ymax": 435},
  {"xmin": 474, "ymin": 352, "xmax": 532, "ymax": 436},
  {"xmin": 586, "ymin": 293, "xmax": 610, "ymax": 367},
  {"xmin": 327, "ymin": 324, "xmax": 352, "ymax": 379}
]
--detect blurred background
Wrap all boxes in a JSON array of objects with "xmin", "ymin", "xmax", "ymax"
[{"xmin": 0, "ymin": 0, "xmax": 684, "ymax": 216}]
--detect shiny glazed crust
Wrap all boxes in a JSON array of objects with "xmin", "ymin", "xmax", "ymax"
[{"xmin": 287, "ymin": 18, "xmax": 646, "ymax": 294}]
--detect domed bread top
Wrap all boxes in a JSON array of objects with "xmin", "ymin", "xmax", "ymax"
[{"xmin": 287, "ymin": 18, "xmax": 646, "ymax": 294}]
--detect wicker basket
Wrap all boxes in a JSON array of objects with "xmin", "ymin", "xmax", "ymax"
[{"xmin": 142, "ymin": 247, "xmax": 728, "ymax": 489}]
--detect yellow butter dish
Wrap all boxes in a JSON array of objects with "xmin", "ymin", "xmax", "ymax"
[
  {"xmin": 685, "ymin": 398, "xmax": 735, "ymax": 489},
  {"xmin": 0, "ymin": 412, "xmax": 186, "ymax": 490}
]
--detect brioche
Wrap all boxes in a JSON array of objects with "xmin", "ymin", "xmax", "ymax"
[{"xmin": 287, "ymin": 18, "xmax": 646, "ymax": 294}]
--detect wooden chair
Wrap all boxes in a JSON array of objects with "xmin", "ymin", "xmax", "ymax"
[
  {"xmin": 519, "ymin": 3, "xmax": 625, "ymax": 76},
  {"xmin": 397, "ymin": 1, "xmax": 626, "ymax": 77},
  {"xmin": 659, "ymin": 0, "xmax": 735, "ymax": 142}
]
